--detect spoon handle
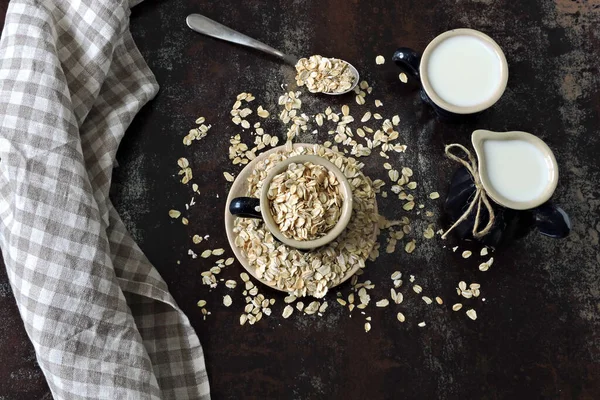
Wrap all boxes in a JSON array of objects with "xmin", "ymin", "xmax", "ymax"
[{"xmin": 186, "ymin": 14, "xmax": 297, "ymax": 66}]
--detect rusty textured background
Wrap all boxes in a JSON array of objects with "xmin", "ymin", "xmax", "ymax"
[{"xmin": 1, "ymin": 0, "xmax": 599, "ymax": 399}]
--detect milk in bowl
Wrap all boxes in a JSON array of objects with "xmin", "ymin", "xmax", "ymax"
[{"xmin": 426, "ymin": 35, "xmax": 503, "ymax": 108}]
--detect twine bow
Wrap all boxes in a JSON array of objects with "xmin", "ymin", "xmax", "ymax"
[{"xmin": 441, "ymin": 144, "xmax": 495, "ymax": 239}]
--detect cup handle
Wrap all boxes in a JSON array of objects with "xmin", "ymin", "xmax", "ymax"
[
  {"xmin": 229, "ymin": 197, "xmax": 263, "ymax": 219},
  {"xmin": 531, "ymin": 202, "xmax": 571, "ymax": 239},
  {"xmin": 392, "ymin": 47, "xmax": 421, "ymax": 79}
]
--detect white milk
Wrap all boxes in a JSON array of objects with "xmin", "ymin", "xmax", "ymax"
[
  {"xmin": 482, "ymin": 140, "xmax": 550, "ymax": 203},
  {"xmin": 427, "ymin": 35, "xmax": 502, "ymax": 108}
]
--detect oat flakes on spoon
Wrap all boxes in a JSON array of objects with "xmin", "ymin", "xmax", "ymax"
[{"xmin": 186, "ymin": 14, "xmax": 359, "ymax": 94}]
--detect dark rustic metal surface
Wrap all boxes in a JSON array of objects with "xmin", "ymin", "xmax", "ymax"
[{"xmin": 1, "ymin": 0, "xmax": 600, "ymax": 399}]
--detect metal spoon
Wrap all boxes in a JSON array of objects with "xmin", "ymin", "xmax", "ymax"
[{"xmin": 186, "ymin": 13, "xmax": 359, "ymax": 95}]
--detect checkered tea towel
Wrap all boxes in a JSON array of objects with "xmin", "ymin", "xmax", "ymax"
[{"xmin": 0, "ymin": 0, "xmax": 210, "ymax": 398}]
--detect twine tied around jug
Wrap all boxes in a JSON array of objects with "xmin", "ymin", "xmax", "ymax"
[{"xmin": 441, "ymin": 144, "xmax": 495, "ymax": 239}]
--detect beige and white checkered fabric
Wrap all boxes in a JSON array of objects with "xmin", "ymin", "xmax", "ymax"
[{"xmin": 0, "ymin": 0, "xmax": 210, "ymax": 398}]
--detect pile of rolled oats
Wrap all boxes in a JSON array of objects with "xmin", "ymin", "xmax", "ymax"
[
  {"xmin": 295, "ymin": 55, "xmax": 356, "ymax": 94},
  {"xmin": 233, "ymin": 143, "xmax": 378, "ymax": 298},
  {"xmin": 268, "ymin": 161, "xmax": 343, "ymax": 241}
]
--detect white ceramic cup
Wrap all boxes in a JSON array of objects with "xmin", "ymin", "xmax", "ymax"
[{"xmin": 393, "ymin": 28, "xmax": 509, "ymax": 118}]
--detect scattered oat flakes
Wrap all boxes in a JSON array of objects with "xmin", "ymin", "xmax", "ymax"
[
  {"xmin": 282, "ymin": 305, "xmax": 294, "ymax": 319},
  {"xmin": 452, "ymin": 303, "xmax": 463, "ymax": 311},
  {"xmin": 376, "ymin": 299, "xmax": 389, "ymax": 307},
  {"xmin": 466, "ymin": 309, "xmax": 477, "ymax": 320},
  {"xmin": 422, "ymin": 296, "xmax": 433, "ymax": 305},
  {"xmin": 192, "ymin": 234, "xmax": 202, "ymax": 244},
  {"xmin": 225, "ymin": 280, "xmax": 237, "ymax": 289},
  {"xmin": 405, "ymin": 240, "xmax": 416, "ymax": 253},
  {"xmin": 462, "ymin": 250, "xmax": 472, "ymax": 259},
  {"xmin": 223, "ymin": 295, "xmax": 232, "ymax": 307},
  {"xmin": 223, "ymin": 172, "xmax": 235, "ymax": 182},
  {"xmin": 423, "ymin": 226, "xmax": 435, "ymax": 239},
  {"xmin": 429, "ymin": 192, "xmax": 440, "ymax": 199},
  {"xmin": 196, "ymin": 300, "xmax": 206, "ymax": 308},
  {"xmin": 403, "ymin": 201, "xmax": 415, "ymax": 211},
  {"xmin": 397, "ymin": 312, "xmax": 406, "ymax": 322},
  {"xmin": 364, "ymin": 322, "xmax": 372, "ymax": 332},
  {"xmin": 284, "ymin": 295, "xmax": 297, "ymax": 304},
  {"xmin": 169, "ymin": 209, "xmax": 181, "ymax": 219},
  {"xmin": 413, "ymin": 285, "xmax": 423, "ymax": 294},
  {"xmin": 375, "ymin": 55, "xmax": 385, "ymax": 65},
  {"xmin": 257, "ymin": 106, "xmax": 270, "ymax": 118},
  {"xmin": 479, "ymin": 257, "xmax": 494, "ymax": 271},
  {"xmin": 304, "ymin": 301, "xmax": 320, "ymax": 315},
  {"xmin": 200, "ymin": 250, "xmax": 212, "ymax": 258},
  {"xmin": 435, "ymin": 296, "xmax": 443, "ymax": 305},
  {"xmin": 480, "ymin": 247, "xmax": 489, "ymax": 256},
  {"xmin": 319, "ymin": 302, "xmax": 328, "ymax": 313},
  {"xmin": 375, "ymin": 99, "xmax": 383, "ymax": 107},
  {"xmin": 418, "ymin": 321, "xmax": 426, "ymax": 327},
  {"xmin": 399, "ymin": 72, "xmax": 408, "ymax": 83}
]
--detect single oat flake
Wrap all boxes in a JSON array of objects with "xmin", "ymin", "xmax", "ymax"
[
  {"xmin": 466, "ymin": 309, "xmax": 478, "ymax": 320},
  {"xmin": 223, "ymin": 172, "xmax": 235, "ymax": 182},
  {"xmin": 375, "ymin": 55, "xmax": 385, "ymax": 65},
  {"xmin": 282, "ymin": 305, "xmax": 294, "ymax": 319}
]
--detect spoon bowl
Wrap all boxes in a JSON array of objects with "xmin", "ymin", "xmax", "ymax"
[{"xmin": 326, "ymin": 62, "xmax": 360, "ymax": 96}]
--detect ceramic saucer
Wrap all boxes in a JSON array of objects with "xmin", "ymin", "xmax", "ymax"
[{"xmin": 224, "ymin": 143, "xmax": 379, "ymax": 293}]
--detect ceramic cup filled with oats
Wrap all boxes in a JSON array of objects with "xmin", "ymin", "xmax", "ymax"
[{"xmin": 229, "ymin": 154, "xmax": 353, "ymax": 250}]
